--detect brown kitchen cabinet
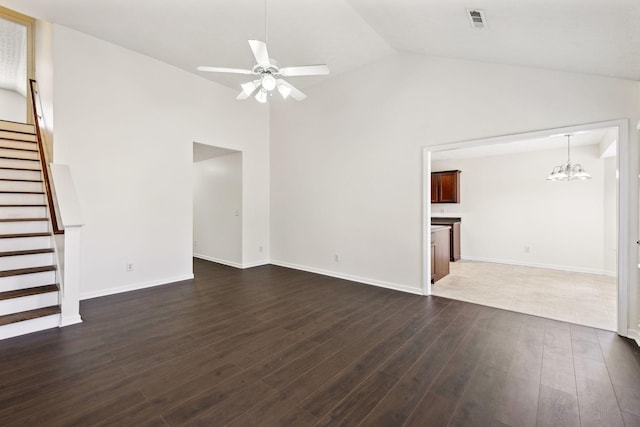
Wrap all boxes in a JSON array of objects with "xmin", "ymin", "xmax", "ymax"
[
  {"xmin": 431, "ymin": 170, "xmax": 461, "ymax": 203},
  {"xmin": 430, "ymin": 225, "xmax": 450, "ymax": 283},
  {"xmin": 431, "ymin": 217, "xmax": 461, "ymax": 262}
]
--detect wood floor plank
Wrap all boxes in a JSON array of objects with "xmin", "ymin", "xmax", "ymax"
[{"xmin": 0, "ymin": 258, "xmax": 638, "ymax": 427}]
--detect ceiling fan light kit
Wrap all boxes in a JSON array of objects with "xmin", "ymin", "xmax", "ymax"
[{"xmin": 197, "ymin": 40, "xmax": 329, "ymax": 103}]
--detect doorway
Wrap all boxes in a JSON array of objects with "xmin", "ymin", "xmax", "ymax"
[
  {"xmin": 192, "ymin": 142, "xmax": 243, "ymax": 268},
  {"xmin": 423, "ymin": 120, "xmax": 630, "ymax": 335}
]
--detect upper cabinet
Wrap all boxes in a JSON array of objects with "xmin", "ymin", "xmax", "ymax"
[{"xmin": 431, "ymin": 170, "xmax": 461, "ymax": 203}]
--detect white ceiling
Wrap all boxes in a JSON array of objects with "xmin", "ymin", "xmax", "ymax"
[
  {"xmin": 0, "ymin": 17, "xmax": 26, "ymax": 95},
  {"xmin": 2, "ymin": 0, "xmax": 640, "ymax": 95}
]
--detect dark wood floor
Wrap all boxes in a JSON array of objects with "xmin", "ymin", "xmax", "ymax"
[{"xmin": 1, "ymin": 259, "xmax": 639, "ymax": 426}]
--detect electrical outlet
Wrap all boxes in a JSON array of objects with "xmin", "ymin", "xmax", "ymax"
[
  {"xmin": 524, "ymin": 246, "xmax": 530, "ymax": 253},
  {"xmin": 334, "ymin": 253, "xmax": 340, "ymax": 262},
  {"xmin": 259, "ymin": 245, "xmax": 263, "ymax": 253},
  {"xmin": 126, "ymin": 263, "xmax": 134, "ymax": 272}
]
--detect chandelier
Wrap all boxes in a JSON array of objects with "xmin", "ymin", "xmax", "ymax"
[{"xmin": 546, "ymin": 134, "xmax": 592, "ymax": 181}]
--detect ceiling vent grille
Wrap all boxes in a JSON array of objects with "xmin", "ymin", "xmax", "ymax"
[{"xmin": 466, "ymin": 9, "xmax": 488, "ymax": 29}]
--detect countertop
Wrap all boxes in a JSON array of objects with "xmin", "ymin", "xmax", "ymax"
[{"xmin": 430, "ymin": 217, "xmax": 461, "ymax": 224}]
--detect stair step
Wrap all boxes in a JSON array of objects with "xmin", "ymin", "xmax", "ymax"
[
  {"xmin": 0, "ymin": 194, "xmax": 45, "ymax": 205},
  {"xmin": 0, "ymin": 178, "xmax": 43, "ymax": 183},
  {"xmin": 0, "ymin": 204, "xmax": 46, "ymax": 207},
  {"xmin": 0, "ymin": 284, "xmax": 58, "ymax": 301},
  {"xmin": 0, "ymin": 232, "xmax": 50, "ymax": 239},
  {"xmin": 0, "ymin": 305, "xmax": 60, "ymax": 327},
  {"xmin": 0, "ymin": 166, "xmax": 41, "ymax": 172},
  {"xmin": 0, "ymin": 146, "xmax": 38, "ymax": 153},
  {"xmin": 0, "ymin": 265, "xmax": 56, "ymax": 278},
  {"xmin": 0, "ymin": 248, "xmax": 53, "ymax": 257},
  {"xmin": 0, "ymin": 156, "xmax": 39, "ymax": 162},
  {"xmin": 0, "ymin": 191, "xmax": 44, "ymax": 195},
  {"xmin": 0, "ymin": 131, "xmax": 36, "ymax": 143},
  {"xmin": 0, "ymin": 218, "xmax": 48, "ymax": 223},
  {"xmin": 0, "ymin": 120, "xmax": 35, "ymax": 134}
]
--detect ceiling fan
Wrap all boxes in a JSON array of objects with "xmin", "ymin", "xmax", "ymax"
[{"xmin": 197, "ymin": 40, "xmax": 329, "ymax": 103}]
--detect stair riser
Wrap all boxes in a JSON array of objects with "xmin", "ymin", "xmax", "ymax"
[
  {"xmin": 0, "ymin": 169, "xmax": 41, "ymax": 181},
  {"xmin": 0, "ymin": 206, "xmax": 47, "ymax": 219},
  {"xmin": 0, "ymin": 313, "xmax": 59, "ymax": 341},
  {"xmin": 0, "ymin": 140, "xmax": 38, "ymax": 151},
  {"xmin": 0, "ymin": 121, "xmax": 34, "ymax": 134},
  {"xmin": 0, "ymin": 236, "xmax": 51, "ymax": 252},
  {"xmin": 0, "ymin": 131, "xmax": 36, "ymax": 142},
  {"xmin": 0, "ymin": 181, "xmax": 43, "ymax": 192},
  {"xmin": 0, "ymin": 221, "xmax": 49, "ymax": 234},
  {"xmin": 0, "ymin": 253, "xmax": 54, "ymax": 271},
  {"xmin": 0, "ymin": 194, "xmax": 45, "ymax": 205},
  {"xmin": 0, "ymin": 291, "xmax": 58, "ymax": 316},
  {"xmin": 0, "ymin": 158, "xmax": 41, "ymax": 170},
  {"xmin": 0, "ymin": 271, "xmax": 56, "ymax": 293},
  {"xmin": 0, "ymin": 148, "xmax": 39, "ymax": 160}
]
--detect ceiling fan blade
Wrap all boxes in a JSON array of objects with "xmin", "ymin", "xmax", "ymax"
[
  {"xmin": 280, "ymin": 65, "xmax": 330, "ymax": 77},
  {"xmin": 248, "ymin": 40, "xmax": 271, "ymax": 68},
  {"xmin": 277, "ymin": 79, "xmax": 307, "ymax": 101},
  {"xmin": 197, "ymin": 66, "xmax": 253, "ymax": 75}
]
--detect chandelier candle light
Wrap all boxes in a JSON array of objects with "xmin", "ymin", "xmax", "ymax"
[{"xmin": 546, "ymin": 134, "xmax": 592, "ymax": 181}]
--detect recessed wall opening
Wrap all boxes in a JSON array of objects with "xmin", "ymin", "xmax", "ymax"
[
  {"xmin": 192, "ymin": 142, "xmax": 243, "ymax": 269},
  {"xmin": 423, "ymin": 120, "xmax": 629, "ymax": 333}
]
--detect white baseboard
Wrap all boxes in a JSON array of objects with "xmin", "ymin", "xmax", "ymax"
[
  {"xmin": 461, "ymin": 256, "xmax": 615, "ymax": 277},
  {"xmin": 628, "ymin": 328, "xmax": 640, "ymax": 347},
  {"xmin": 194, "ymin": 253, "xmax": 269, "ymax": 269},
  {"xmin": 59, "ymin": 314, "xmax": 83, "ymax": 327},
  {"xmin": 270, "ymin": 260, "xmax": 423, "ymax": 296},
  {"xmin": 80, "ymin": 273, "xmax": 194, "ymax": 300}
]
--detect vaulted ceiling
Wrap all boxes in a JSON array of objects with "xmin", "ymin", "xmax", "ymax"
[{"xmin": 2, "ymin": 0, "xmax": 640, "ymax": 97}]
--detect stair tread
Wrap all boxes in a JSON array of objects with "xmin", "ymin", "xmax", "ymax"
[
  {"xmin": 0, "ymin": 156, "xmax": 39, "ymax": 162},
  {"xmin": 0, "ymin": 306, "xmax": 60, "ymax": 327},
  {"xmin": 0, "ymin": 217, "xmax": 48, "ymax": 222},
  {"xmin": 0, "ymin": 204, "xmax": 46, "ymax": 207},
  {"xmin": 0, "ymin": 284, "xmax": 58, "ymax": 301},
  {"xmin": 0, "ymin": 166, "xmax": 41, "ymax": 171},
  {"xmin": 0, "ymin": 146, "xmax": 38, "ymax": 152},
  {"xmin": 0, "ymin": 265, "xmax": 56, "ymax": 277},
  {"xmin": 0, "ymin": 191, "xmax": 44, "ymax": 194},
  {"xmin": 0, "ymin": 178, "xmax": 43, "ymax": 183},
  {"xmin": 0, "ymin": 232, "xmax": 51, "ymax": 239},
  {"xmin": 0, "ymin": 248, "xmax": 54, "ymax": 257}
]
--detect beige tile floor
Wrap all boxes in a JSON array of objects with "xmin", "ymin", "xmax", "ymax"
[{"xmin": 431, "ymin": 260, "xmax": 617, "ymax": 331}]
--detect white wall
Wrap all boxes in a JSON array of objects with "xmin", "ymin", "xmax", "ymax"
[
  {"xmin": 34, "ymin": 19, "xmax": 54, "ymax": 154},
  {"xmin": 193, "ymin": 152, "xmax": 243, "ymax": 267},
  {"xmin": 603, "ymin": 156, "xmax": 617, "ymax": 274},
  {"xmin": 0, "ymin": 88, "xmax": 26, "ymax": 122},
  {"xmin": 431, "ymin": 145, "xmax": 614, "ymax": 275},
  {"xmin": 270, "ymin": 52, "xmax": 640, "ymax": 298},
  {"xmin": 51, "ymin": 25, "xmax": 269, "ymax": 299}
]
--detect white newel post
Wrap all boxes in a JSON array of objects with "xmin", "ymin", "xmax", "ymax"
[{"xmin": 50, "ymin": 164, "xmax": 84, "ymax": 327}]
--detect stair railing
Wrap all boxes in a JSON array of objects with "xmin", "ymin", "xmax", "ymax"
[{"xmin": 28, "ymin": 79, "xmax": 63, "ymax": 235}]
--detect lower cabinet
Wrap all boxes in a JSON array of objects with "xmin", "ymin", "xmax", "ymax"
[{"xmin": 431, "ymin": 226, "xmax": 450, "ymax": 283}]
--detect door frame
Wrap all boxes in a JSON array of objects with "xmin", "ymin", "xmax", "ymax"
[{"xmin": 422, "ymin": 119, "xmax": 631, "ymax": 337}]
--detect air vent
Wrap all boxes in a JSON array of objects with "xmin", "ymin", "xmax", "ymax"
[{"xmin": 466, "ymin": 9, "xmax": 488, "ymax": 29}]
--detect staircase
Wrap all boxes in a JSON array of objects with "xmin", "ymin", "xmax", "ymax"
[{"xmin": 0, "ymin": 119, "xmax": 60, "ymax": 340}]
